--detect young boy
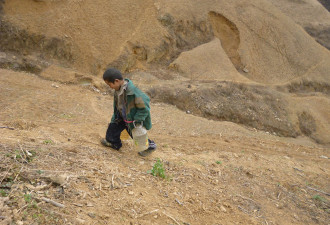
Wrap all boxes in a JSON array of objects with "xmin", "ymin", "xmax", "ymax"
[{"xmin": 101, "ymin": 68, "xmax": 156, "ymax": 157}]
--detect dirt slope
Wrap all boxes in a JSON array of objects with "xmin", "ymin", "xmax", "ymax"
[
  {"xmin": 266, "ymin": 0, "xmax": 330, "ymax": 50},
  {"xmin": 2, "ymin": 0, "xmax": 330, "ymax": 84},
  {"xmin": 0, "ymin": 0, "xmax": 330, "ymax": 224},
  {"xmin": 0, "ymin": 69, "xmax": 329, "ymax": 225}
]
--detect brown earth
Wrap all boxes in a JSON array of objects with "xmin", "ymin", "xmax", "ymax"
[
  {"xmin": 0, "ymin": 0, "xmax": 330, "ymax": 224},
  {"xmin": 0, "ymin": 69, "xmax": 329, "ymax": 225}
]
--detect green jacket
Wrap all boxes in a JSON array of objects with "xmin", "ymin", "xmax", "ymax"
[{"xmin": 111, "ymin": 79, "xmax": 152, "ymax": 130}]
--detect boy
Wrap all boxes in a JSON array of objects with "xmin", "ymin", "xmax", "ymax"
[{"xmin": 101, "ymin": 68, "xmax": 157, "ymax": 157}]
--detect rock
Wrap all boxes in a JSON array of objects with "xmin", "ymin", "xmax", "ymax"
[
  {"xmin": 128, "ymin": 191, "xmax": 134, "ymax": 195},
  {"xmin": 16, "ymin": 221, "xmax": 24, "ymax": 225},
  {"xmin": 186, "ymin": 110, "xmax": 191, "ymax": 114},
  {"xmin": 243, "ymin": 68, "xmax": 249, "ymax": 73},
  {"xmin": 87, "ymin": 213, "xmax": 96, "ymax": 218},
  {"xmin": 220, "ymin": 205, "xmax": 227, "ymax": 212},
  {"xmin": 51, "ymin": 84, "xmax": 59, "ymax": 88}
]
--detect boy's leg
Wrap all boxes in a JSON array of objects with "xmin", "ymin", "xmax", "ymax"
[
  {"xmin": 103, "ymin": 121, "xmax": 127, "ymax": 150},
  {"xmin": 148, "ymin": 139, "xmax": 157, "ymax": 150}
]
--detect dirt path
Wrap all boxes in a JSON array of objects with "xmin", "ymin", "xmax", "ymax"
[{"xmin": 0, "ymin": 69, "xmax": 329, "ymax": 225}]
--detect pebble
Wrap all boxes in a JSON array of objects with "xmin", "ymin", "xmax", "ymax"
[
  {"xmin": 87, "ymin": 213, "xmax": 96, "ymax": 218},
  {"xmin": 243, "ymin": 68, "xmax": 249, "ymax": 73},
  {"xmin": 51, "ymin": 84, "xmax": 60, "ymax": 88},
  {"xmin": 220, "ymin": 205, "xmax": 227, "ymax": 212},
  {"xmin": 128, "ymin": 191, "xmax": 134, "ymax": 195}
]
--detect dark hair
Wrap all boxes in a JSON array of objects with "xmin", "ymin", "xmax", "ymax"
[{"xmin": 103, "ymin": 68, "xmax": 123, "ymax": 83}]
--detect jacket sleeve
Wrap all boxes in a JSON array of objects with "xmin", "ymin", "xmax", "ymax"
[{"xmin": 133, "ymin": 95, "xmax": 150, "ymax": 123}]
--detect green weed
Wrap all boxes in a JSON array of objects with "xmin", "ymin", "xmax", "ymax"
[
  {"xmin": 216, "ymin": 161, "xmax": 222, "ymax": 165},
  {"xmin": 0, "ymin": 189, "xmax": 8, "ymax": 197},
  {"xmin": 313, "ymin": 195, "xmax": 325, "ymax": 202},
  {"xmin": 24, "ymin": 194, "xmax": 32, "ymax": 203},
  {"xmin": 59, "ymin": 113, "xmax": 74, "ymax": 119},
  {"xmin": 43, "ymin": 140, "xmax": 53, "ymax": 145},
  {"xmin": 148, "ymin": 159, "xmax": 167, "ymax": 179}
]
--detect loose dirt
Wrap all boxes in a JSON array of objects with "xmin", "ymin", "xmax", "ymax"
[{"xmin": 0, "ymin": 69, "xmax": 329, "ymax": 224}]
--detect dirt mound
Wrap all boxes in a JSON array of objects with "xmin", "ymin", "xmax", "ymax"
[
  {"xmin": 147, "ymin": 81, "xmax": 298, "ymax": 137},
  {"xmin": 169, "ymin": 39, "xmax": 250, "ymax": 82}
]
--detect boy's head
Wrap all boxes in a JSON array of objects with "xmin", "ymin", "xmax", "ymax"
[{"xmin": 103, "ymin": 68, "xmax": 124, "ymax": 91}]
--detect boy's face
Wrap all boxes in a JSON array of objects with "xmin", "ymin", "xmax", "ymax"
[{"xmin": 105, "ymin": 79, "xmax": 122, "ymax": 91}]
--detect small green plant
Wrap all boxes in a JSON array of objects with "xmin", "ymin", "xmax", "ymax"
[
  {"xmin": 37, "ymin": 170, "xmax": 44, "ymax": 175},
  {"xmin": 313, "ymin": 195, "xmax": 325, "ymax": 202},
  {"xmin": 24, "ymin": 194, "xmax": 32, "ymax": 203},
  {"xmin": 59, "ymin": 113, "xmax": 74, "ymax": 119},
  {"xmin": 43, "ymin": 140, "xmax": 53, "ymax": 145},
  {"xmin": 0, "ymin": 189, "xmax": 8, "ymax": 197},
  {"xmin": 148, "ymin": 159, "xmax": 167, "ymax": 179},
  {"xmin": 216, "ymin": 161, "xmax": 222, "ymax": 165}
]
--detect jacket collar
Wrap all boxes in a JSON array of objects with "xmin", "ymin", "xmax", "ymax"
[{"xmin": 125, "ymin": 78, "xmax": 135, "ymax": 95}]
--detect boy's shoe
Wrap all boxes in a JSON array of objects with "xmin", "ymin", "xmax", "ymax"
[
  {"xmin": 100, "ymin": 138, "xmax": 120, "ymax": 150},
  {"xmin": 138, "ymin": 146, "xmax": 156, "ymax": 157}
]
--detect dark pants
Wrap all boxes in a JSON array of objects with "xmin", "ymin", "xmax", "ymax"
[{"xmin": 105, "ymin": 120, "xmax": 156, "ymax": 150}]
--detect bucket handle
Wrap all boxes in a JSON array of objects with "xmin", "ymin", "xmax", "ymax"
[{"xmin": 133, "ymin": 121, "xmax": 143, "ymax": 128}]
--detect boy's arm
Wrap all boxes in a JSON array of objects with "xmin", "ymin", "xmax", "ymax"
[
  {"xmin": 111, "ymin": 97, "xmax": 117, "ymax": 123},
  {"xmin": 111, "ymin": 112, "xmax": 116, "ymax": 123},
  {"xmin": 133, "ymin": 96, "xmax": 149, "ymax": 123}
]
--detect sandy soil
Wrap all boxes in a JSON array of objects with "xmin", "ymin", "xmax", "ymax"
[{"xmin": 0, "ymin": 69, "xmax": 329, "ymax": 225}]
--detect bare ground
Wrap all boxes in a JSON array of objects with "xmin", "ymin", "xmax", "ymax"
[{"xmin": 0, "ymin": 69, "xmax": 329, "ymax": 225}]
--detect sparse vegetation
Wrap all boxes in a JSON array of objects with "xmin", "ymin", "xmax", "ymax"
[
  {"xmin": 24, "ymin": 193, "xmax": 32, "ymax": 203},
  {"xmin": 43, "ymin": 140, "xmax": 53, "ymax": 145},
  {"xmin": 313, "ymin": 195, "xmax": 325, "ymax": 202},
  {"xmin": 0, "ymin": 189, "xmax": 8, "ymax": 197},
  {"xmin": 148, "ymin": 158, "xmax": 167, "ymax": 179}
]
